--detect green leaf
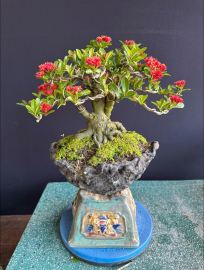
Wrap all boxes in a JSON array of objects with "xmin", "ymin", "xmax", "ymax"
[
  {"xmin": 66, "ymin": 65, "xmax": 71, "ymax": 74},
  {"xmin": 95, "ymin": 69, "xmax": 101, "ymax": 74},
  {"xmin": 16, "ymin": 103, "xmax": 26, "ymax": 107},
  {"xmin": 121, "ymin": 77, "xmax": 129, "ymax": 93},
  {"xmin": 144, "ymin": 67, "xmax": 151, "ymax": 75},
  {"xmin": 89, "ymin": 48, "xmax": 94, "ymax": 57},
  {"xmin": 58, "ymin": 61, "xmax": 63, "ymax": 70},
  {"xmin": 140, "ymin": 94, "xmax": 148, "ymax": 104},
  {"xmin": 86, "ymin": 69, "xmax": 93, "ymax": 74},
  {"xmin": 64, "ymin": 56, "xmax": 68, "ymax": 64},
  {"xmin": 99, "ymin": 48, "xmax": 106, "ymax": 54},
  {"xmin": 78, "ymin": 90, "xmax": 91, "ymax": 97},
  {"xmin": 112, "ymin": 55, "xmax": 120, "ymax": 68},
  {"xmin": 76, "ymin": 49, "xmax": 81, "ymax": 59},
  {"xmin": 90, "ymin": 40, "xmax": 98, "ymax": 48},
  {"xmin": 31, "ymin": 100, "xmax": 36, "ymax": 110},
  {"xmin": 125, "ymin": 90, "xmax": 136, "ymax": 97},
  {"xmin": 105, "ymin": 51, "xmax": 113, "ymax": 65},
  {"xmin": 173, "ymin": 103, "xmax": 185, "ymax": 108},
  {"xmin": 36, "ymin": 98, "xmax": 41, "ymax": 106},
  {"xmin": 109, "ymin": 83, "xmax": 119, "ymax": 93}
]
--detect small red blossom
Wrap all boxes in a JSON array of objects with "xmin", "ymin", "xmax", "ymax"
[
  {"xmin": 38, "ymin": 83, "xmax": 58, "ymax": 95},
  {"xmin": 66, "ymin": 86, "xmax": 82, "ymax": 95},
  {"xmin": 85, "ymin": 57, "xmax": 102, "ymax": 68},
  {"xmin": 150, "ymin": 69, "xmax": 163, "ymax": 82},
  {"xmin": 39, "ymin": 62, "xmax": 57, "ymax": 73},
  {"xmin": 137, "ymin": 62, "xmax": 142, "ymax": 67},
  {"xmin": 174, "ymin": 80, "xmax": 185, "ymax": 87},
  {"xmin": 132, "ymin": 78, "xmax": 136, "ymax": 81},
  {"xmin": 40, "ymin": 103, "xmax": 52, "ymax": 114},
  {"xmin": 125, "ymin": 40, "xmax": 135, "ymax": 46},
  {"xmin": 159, "ymin": 64, "xmax": 167, "ymax": 71},
  {"xmin": 105, "ymin": 72, "xmax": 109, "ymax": 76},
  {"xmin": 28, "ymin": 100, "xmax": 32, "ymax": 104},
  {"xmin": 85, "ymin": 76, "xmax": 89, "ymax": 80},
  {"xmin": 170, "ymin": 95, "xmax": 184, "ymax": 104},
  {"xmin": 70, "ymin": 53, "xmax": 74, "ymax": 57},
  {"xmin": 96, "ymin": 37, "xmax": 103, "ymax": 42},
  {"xmin": 96, "ymin": 36, "xmax": 112, "ymax": 43},
  {"xmin": 140, "ymin": 52, "xmax": 145, "ymax": 55},
  {"xmin": 36, "ymin": 71, "xmax": 44, "ymax": 78},
  {"xmin": 102, "ymin": 53, "xmax": 107, "ymax": 57}
]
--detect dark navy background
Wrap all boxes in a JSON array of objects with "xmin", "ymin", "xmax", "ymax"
[{"xmin": 1, "ymin": 0, "xmax": 203, "ymax": 214}]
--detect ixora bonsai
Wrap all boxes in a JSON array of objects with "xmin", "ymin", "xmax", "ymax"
[{"xmin": 18, "ymin": 36, "xmax": 190, "ymax": 265}]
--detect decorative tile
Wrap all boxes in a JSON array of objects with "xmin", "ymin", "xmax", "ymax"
[{"xmin": 81, "ymin": 212, "xmax": 125, "ymax": 239}]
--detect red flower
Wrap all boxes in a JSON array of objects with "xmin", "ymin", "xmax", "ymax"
[
  {"xmin": 39, "ymin": 62, "xmax": 57, "ymax": 73},
  {"xmin": 174, "ymin": 80, "xmax": 185, "ymax": 87},
  {"xmin": 102, "ymin": 53, "xmax": 107, "ymax": 57},
  {"xmin": 170, "ymin": 95, "xmax": 183, "ymax": 104},
  {"xmin": 28, "ymin": 100, "xmax": 32, "ymax": 104},
  {"xmin": 132, "ymin": 78, "xmax": 136, "ymax": 81},
  {"xmin": 140, "ymin": 52, "xmax": 145, "ymax": 55},
  {"xmin": 85, "ymin": 76, "xmax": 89, "ymax": 80},
  {"xmin": 36, "ymin": 71, "xmax": 44, "ymax": 78},
  {"xmin": 96, "ymin": 37, "xmax": 103, "ymax": 42},
  {"xmin": 70, "ymin": 53, "xmax": 74, "ymax": 57},
  {"xmin": 125, "ymin": 40, "xmax": 135, "ymax": 46},
  {"xmin": 150, "ymin": 69, "xmax": 163, "ymax": 82},
  {"xmin": 159, "ymin": 64, "xmax": 167, "ymax": 71},
  {"xmin": 96, "ymin": 36, "xmax": 112, "ymax": 43},
  {"xmin": 66, "ymin": 86, "xmax": 82, "ymax": 95},
  {"xmin": 85, "ymin": 57, "xmax": 102, "ymax": 68},
  {"xmin": 38, "ymin": 83, "xmax": 58, "ymax": 95},
  {"xmin": 137, "ymin": 62, "xmax": 142, "ymax": 67},
  {"xmin": 40, "ymin": 103, "xmax": 52, "ymax": 114}
]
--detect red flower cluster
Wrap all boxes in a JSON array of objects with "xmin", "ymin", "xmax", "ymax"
[
  {"xmin": 85, "ymin": 57, "xmax": 102, "ymax": 68},
  {"xmin": 145, "ymin": 57, "xmax": 166, "ymax": 71},
  {"xmin": 40, "ymin": 103, "xmax": 52, "ymax": 114},
  {"xmin": 174, "ymin": 80, "xmax": 185, "ymax": 87},
  {"xmin": 144, "ymin": 56, "xmax": 167, "ymax": 82},
  {"xmin": 36, "ymin": 62, "xmax": 57, "ymax": 79},
  {"xmin": 137, "ymin": 62, "xmax": 142, "ymax": 67},
  {"xmin": 125, "ymin": 40, "xmax": 135, "ymax": 45},
  {"xmin": 150, "ymin": 69, "xmax": 163, "ymax": 83},
  {"xmin": 38, "ymin": 83, "xmax": 58, "ymax": 95},
  {"xmin": 36, "ymin": 71, "xmax": 44, "ymax": 78},
  {"xmin": 170, "ymin": 95, "xmax": 183, "ymax": 104},
  {"xmin": 66, "ymin": 86, "xmax": 82, "ymax": 95},
  {"xmin": 85, "ymin": 76, "xmax": 89, "ymax": 80},
  {"xmin": 96, "ymin": 36, "xmax": 112, "ymax": 43},
  {"xmin": 39, "ymin": 62, "xmax": 57, "ymax": 72}
]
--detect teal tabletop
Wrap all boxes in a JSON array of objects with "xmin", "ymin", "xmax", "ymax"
[{"xmin": 6, "ymin": 180, "xmax": 204, "ymax": 270}]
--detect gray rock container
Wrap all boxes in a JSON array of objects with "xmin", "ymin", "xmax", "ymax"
[{"xmin": 50, "ymin": 141, "xmax": 159, "ymax": 195}]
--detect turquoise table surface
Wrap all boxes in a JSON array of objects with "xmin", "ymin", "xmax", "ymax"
[{"xmin": 6, "ymin": 180, "xmax": 203, "ymax": 270}]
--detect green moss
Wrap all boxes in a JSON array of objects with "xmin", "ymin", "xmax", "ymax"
[
  {"xmin": 55, "ymin": 135, "xmax": 94, "ymax": 161},
  {"xmin": 55, "ymin": 131, "xmax": 147, "ymax": 167}
]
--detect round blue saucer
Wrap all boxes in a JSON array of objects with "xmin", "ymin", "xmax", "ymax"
[{"xmin": 60, "ymin": 200, "xmax": 153, "ymax": 266}]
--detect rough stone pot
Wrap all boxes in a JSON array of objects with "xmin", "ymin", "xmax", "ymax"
[{"xmin": 50, "ymin": 141, "xmax": 159, "ymax": 196}]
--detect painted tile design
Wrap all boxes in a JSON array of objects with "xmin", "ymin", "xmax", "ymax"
[{"xmin": 81, "ymin": 212, "xmax": 125, "ymax": 239}]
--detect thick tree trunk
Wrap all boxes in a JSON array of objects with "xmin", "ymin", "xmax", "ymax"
[{"xmin": 74, "ymin": 86, "xmax": 126, "ymax": 147}]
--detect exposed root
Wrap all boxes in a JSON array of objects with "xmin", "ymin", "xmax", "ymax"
[{"xmin": 93, "ymin": 121, "xmax": 127, "ymax": 148}]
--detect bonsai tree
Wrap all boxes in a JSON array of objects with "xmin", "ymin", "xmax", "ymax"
[{"xmin": 17, "ymin": 36, "xmax": 190, "ymax": 148}]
